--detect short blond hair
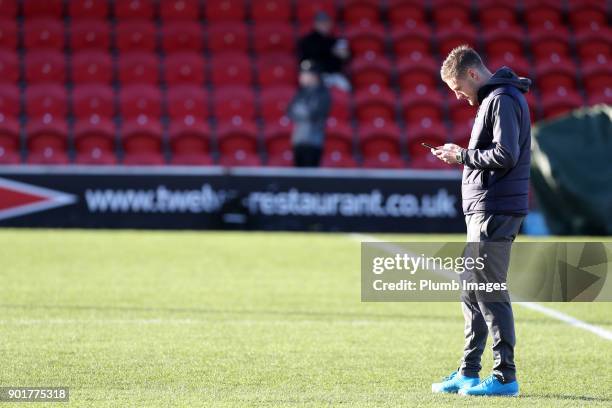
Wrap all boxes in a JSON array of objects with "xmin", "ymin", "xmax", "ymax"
[{"xmin": 440, "ymin": 45, "xmax": 484, "ymax": 82}]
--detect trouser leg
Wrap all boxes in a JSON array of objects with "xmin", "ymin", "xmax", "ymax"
[
  {"xmin": 459, "ymin": 290, "xmax": 488, "ymax": 378},
  {"xmin": 477, "ymin": 299, "xmax": 516, "ymax": 383},
  {"xmin": 460, "ymin": 213, "xmax": 523, "ymax": 383}
]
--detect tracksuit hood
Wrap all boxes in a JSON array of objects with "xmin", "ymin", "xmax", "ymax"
[{"xmin": 477, "ymin": 67, "xmax": 531, "ymax": 105}]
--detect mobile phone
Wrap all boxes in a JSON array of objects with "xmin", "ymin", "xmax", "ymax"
[{"xmin": 421, "ymin": 143, "xmax": 436, "ymax": 149}]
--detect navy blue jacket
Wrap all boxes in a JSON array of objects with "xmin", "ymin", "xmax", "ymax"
[{"xmin": 460, "ymin": 67, "xmax": 532, "ymax": 215}]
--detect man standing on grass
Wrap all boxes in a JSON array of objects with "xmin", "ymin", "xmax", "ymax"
[{"xmin": 430, "ymin": 45, "xmax": 531, "ymax": 397}]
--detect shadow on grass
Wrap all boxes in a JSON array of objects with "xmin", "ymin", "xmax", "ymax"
[
  {"xmin": 0, "ymin": 303, "xmax": 465, "ymax": 321},
  {"xmin": 521, "ymin": 394, "xmax": 612, "ymax": 403}
]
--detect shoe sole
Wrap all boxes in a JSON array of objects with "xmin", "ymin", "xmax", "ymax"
[
  {"xmin": 431, "ymin": 385, "xmax": 458, "ymax": 394},
  {"xmin": 458, "ymin": 390, "xmax": 519, "ymax": 397}
]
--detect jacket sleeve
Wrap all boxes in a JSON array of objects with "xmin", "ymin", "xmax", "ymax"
[{"xmin": 461, "ymin": 95, "xmax": 521, "ymax": 169}]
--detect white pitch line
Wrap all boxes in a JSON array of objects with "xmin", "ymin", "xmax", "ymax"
[{"xmin": 350, "ymin": 233, "xmax": 612, "ymax": 341}]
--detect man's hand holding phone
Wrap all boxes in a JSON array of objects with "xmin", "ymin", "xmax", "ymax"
[{"xmin": 421, "ymin": 143, "xmax": 464, "ymax": 165}]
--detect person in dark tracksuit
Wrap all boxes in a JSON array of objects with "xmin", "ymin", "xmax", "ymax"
[
  {"xmin": 287, "ymin": 60, "xmax": 331, "ymax": 167},
  {"xmin": 431, "ymin": 45, "xmax": 531, "ymax": 397}
]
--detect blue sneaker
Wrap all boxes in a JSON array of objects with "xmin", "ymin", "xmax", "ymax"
[
  {"xmin": 432, "ymin": 371, "xmax": 480, "ymax": 394},
  {"xmin": 458, "ymin": 374, "xmax": 519, "ymax": 397}
]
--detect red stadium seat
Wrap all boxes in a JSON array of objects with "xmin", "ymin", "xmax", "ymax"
[
  {"xmin": 524, "ymin": 0, "xmax": 563, "ymax": 31},
  {"xmin": 0, "ymin": 0, "xmax": 17, "ymax": 17},
  {"xmin": 582, "ymin": 62, "xmax": 612, "ymax": 95},
  {"xmin": 296, "ymin": 0, "xmax": 336, "ymax": 25},
  {"xmin": 540, "ymin": 86, "xmax": 584, "ymax": 119},
  {"xmin": 24, "ymin": 19, "xmax": 65, "ymax": 50},
  {"xmin": 391, "ymin": 24, "xmax": 431, "ymax": 57},
  {"xmin": 530, "ymin": 28, "xmax": 571, "ymax": 61},
  {"xmin": 169, "ymin": 120, "xmax": 211, "ymax": 158},
  {"xmin": 0, "ymin": 50, "xmax": 18, "ymax": 84},
  {"xmin": 322, "ymin": 118, "xmax": 358, "ymax": 168},
  {"xmin": 75, "ymin": 149, "xmax": 117, "ymax": 165},
  {"xmin": 0, "ymin": 18, "xmax": 17, "ymax": 49},
  {"xmin": 350, "ymin": 55, "xmax": 392, "ymax": 90},
  {"xmin": 408, "ymin": 154, "xmax": 449, "ymax": 170},
  {"xmin": 25, "ymin": 117, "xmax": 68, "ymax": 157},
  {"xmin": 168, "ymin": 118, "xmax": 211, "ymax": 160},
  {"xmin": 121, "ymin": 116, "xmax": 163, "ymax": 157},
  {"xmin": 118, "ymin": 52, "xmax": 160, "ymax": 85},
  {"xmin": 217, "ymin": 120, "xmax": 259, "ymax": 166},
  {"xmin": 431, "ymin": 0, "xmax": 471, "ymax": 29},
  {"xmin": 576, "ymin": 29, "xmax": 611, "ymax": 63},
  {"xmin": 210, "ymin": 53, "xmax": 253, "ymax": 86},
  {"xmin": 164, "ymin": 52, "xmax": 205, "ymax": 85},
  {"xmin": 260, "ymin": 86, "xmax": 294, "ymax": 121},
  {"xmin": 264, "ymin": 119, "xmax": 293, "ymax": 166},
  {"xmin": 387, "ymin": 0, "xmax": 426, "ymax": 28},
  {"xmin": 354, "ymin": 85, "xmax": 395, "ymax": 123},
  {"xmin": 168, "ymin": 114, "xmax": 212, "ymax": 165},
  {"xmin": 119, "ymin": 85, "xmax": 162, "ymax": 119},
  {"xmin": 0, "ymin": 84, "xmax": 19, "ymax": 118},
  {"xmin": 448, "ymin": 97, "xmax": 477, "ymax": 128},
  {"xmin": 205, "ymin": 0, "xmax": 246, "ymax": 22},
  {"xmin": 488, "ymin": 52, "xmax": 531, "ymax": 78},
  {"xmin": 122, "ymin": 151, "xmax": 165, "ymax": 166},
  {"xmin": 343, "ymin": 0, "xmax": 380, "ymax": 26},
  {"xmin": 324, "ymin": 117, "xmax": 353, "ymax": 154},
  {"xmin": 213, "ymin": 87, "xmax": 256, "ymax": 121},
  {"xmin": 114, "ymin": 0, "xmax": 155, "ymax": 20},
  {"xmin": 449, "ymin": 119, "xmax": 474, "ymax": 147},
  {"xmin": 207, "ymin": 23, "xmax": 248, "ymax": 53},
  {"xmin": 358, "ymin": 120, "xmax": 403, "ymax": 169},
  {"xmin": 256, "ymin": 54, "xmax": 297, "ymax": 87},
  {"xmin": 0, "ymin": 112, "xmax": 19, "ymax": 164},
  {"xmin": 74, "ymin": 116, "xmax": 116, "ymax": 164},
  {"xmin": 436, "ymin": 26, "xmax": 478, "ymax": 56},
  {"xmin": 72, "ymin": 85, "xmax": 114, "ymax": 119},
  {"xmin": 535, "ymin": 55, "xmax": 578, "ymax": 93},
  {"xmin": 401, "ymin": 86, "xmax": 444, "ymax": 124},
  {"xmin": 25, "ymin": 84, "xmax": 67, "ymax": 118},
  {"xmin": 116, "ymin": 20, "xmax": 156, "ymax": 52},
  {"xmin": 478, "ymin": 1, "xmax": 517, "ymax": 30},
  {"xmin": 27, "ymin": 149, "xmax": 70, "ymax": 165},
  {"xmin": 253, "ymin": 23, "xmax": 295, "ymax": 54},
  {"xmin": 483, "ymin": 28, "xmax": 524, "ymax": 60},
  {"xmin": 70, "ymin": 20, "xmax": 111, "ymax": 51},
  {"xmin": 321, "ymin": 150, "xmax": 358, "ymax": 168},
  {"xmin": 166, "ymin": 86, "xmax": 209, "ymax": 120},
  {"xmin": 407, "ymin": 119, "xmax": 447, "ymax": 158},
  {"xmin": 397, "ymin": 53, "xmax": 438, "ymax": 92},
  {"xmin": 23, "ymin": 0, "xmax": 63, "ymax": 18},
  {"xmin": 329, "ymin": 88, "xmax": 351, "ymax": 121},
  {"xmin": 71, "ymin": 51, "xmax": 112, "ymax": 84},
  {"xmin": 160, "ymin": 0, "xmax": 200, "ymax": 21},
  {"xmin": 170, "ymin": 153, "xmax": 214, "ymax": 166},
  {"xmin": 345, "ymin": 23, "xmax": 385, "ymax": 57},
  {"xmin": 69, "ymin": 0, "xmax": 109, "ymax": 19},
  {"xmin": 251, "ymin": 0, "xmax": 291, "ymax": 22},
  {"xmin": 161, "ymin": 22, "xmax": 204, "ymax": 52},
  {"xmin": 587, "ymin": 87, "xmax": 612, "ymax": 106},
  {"xmin": 568, "ymin": 0, "xmax": 607, "ymax": 30}
]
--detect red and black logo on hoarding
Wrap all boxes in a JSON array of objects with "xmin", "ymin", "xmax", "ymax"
[{"xmin": 0, "ymin": 177, "xmax": 77, "ymax": 221}]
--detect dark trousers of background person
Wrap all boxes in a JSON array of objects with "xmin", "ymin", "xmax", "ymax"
[
  {"xmin": 459, "ymin": 213, "xmax": 524, "ymax": 384},
  {"xmin": 293, "ymin": 144, "xmax": 322, "ymax": 167}
]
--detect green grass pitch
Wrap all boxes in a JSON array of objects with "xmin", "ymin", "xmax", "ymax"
[{"xmin": 0, "ymin": 229, "xmax": 611, "ymax": 407}]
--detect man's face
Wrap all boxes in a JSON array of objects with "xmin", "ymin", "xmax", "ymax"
[
  {"xmin": 314, "ymin": 19, "xmax": 332, "ymax": 34},
  {"xmin": 446, "ymin": 69, "xmax": 480, "ymax": 106},
  {"xmin": 299, "ymin": 71, "xmax": 319, "ymax": 87}
]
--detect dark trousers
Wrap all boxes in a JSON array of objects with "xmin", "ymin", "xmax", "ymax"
[
  {"xmin": 293, "ymin": 145, "xmax": 322, "ymax": 167},
  {"xmin": 459, "ymin": 213, "xmax": 524, "ymax": 383}
]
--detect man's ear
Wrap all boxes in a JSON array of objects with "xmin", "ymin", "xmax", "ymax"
[{"xmin": 467, "ymin": 68, "xmax": 479, "ymax": 81}]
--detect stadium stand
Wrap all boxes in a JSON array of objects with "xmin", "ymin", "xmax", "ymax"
[{"xmin": 0, "ymin": 0, "xmax": 609, "ymax": 166}]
